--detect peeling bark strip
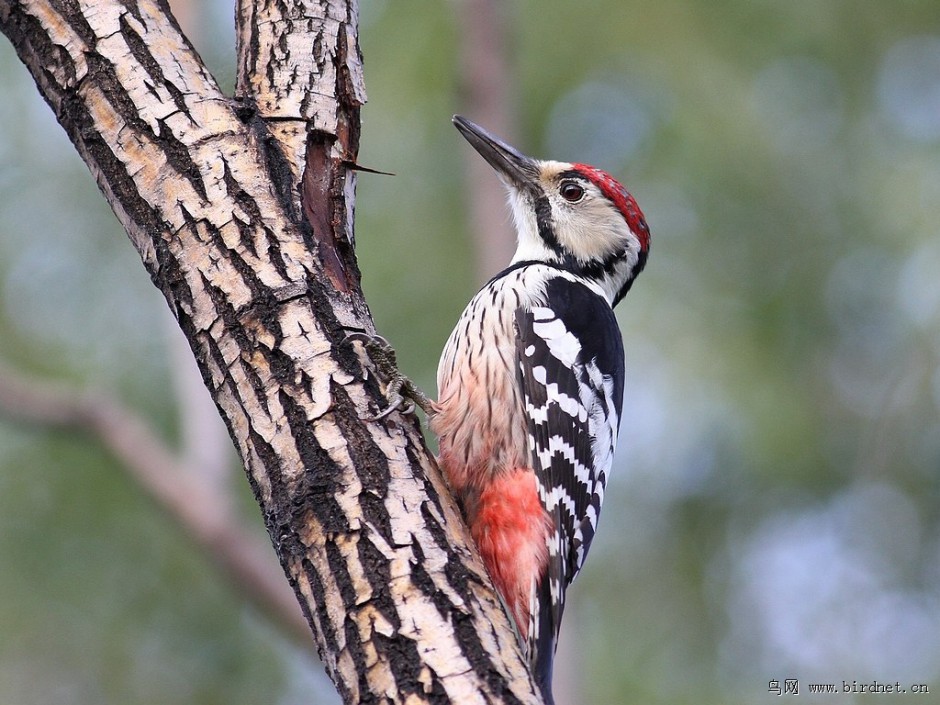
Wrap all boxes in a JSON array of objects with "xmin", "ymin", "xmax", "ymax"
[
  {"xmin": 303, "ymin": 131, "xmax": 352, "ymax": 292},
  {"xmin": 0, "ymin": 0, "xmax": 544, "ymax": 703},
  {"xmin": 236, "ymin": 0, "xmax": 364, "ymax": 295}
]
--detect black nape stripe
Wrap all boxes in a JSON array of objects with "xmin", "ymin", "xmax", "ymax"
[
  {"xmin": 485, "ymin": 259, "xmax": 553, "ymax": 287},
  {"xmin": 485, "ymin": 252, "xmax": 642, "ymax": 303},
  {"xmin": 612, "ymin": 248, "xmax": 648, "ymax": 306}
]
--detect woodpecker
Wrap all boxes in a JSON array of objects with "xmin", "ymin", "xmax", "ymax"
[{"xmin": 355, "ymin": 116, "xmax": 649, "ymax": 704}]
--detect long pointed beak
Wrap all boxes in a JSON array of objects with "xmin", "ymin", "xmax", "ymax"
[{"xmin": 453, "ymin": 115, "xmax": 541, "ymax": 198}]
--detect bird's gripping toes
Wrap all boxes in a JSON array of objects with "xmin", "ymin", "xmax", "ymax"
[
  {"xmin": 345, "ymin": 332, "xmax": 434, "ymax": 420},
  {"xmin": 361, "ymin": 116, "xmax": 649, "ymax": 705}
]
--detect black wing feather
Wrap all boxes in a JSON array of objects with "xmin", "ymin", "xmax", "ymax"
[{"xmin": 514, "ymin": 276, "xmax": 624, "ymax": 698}]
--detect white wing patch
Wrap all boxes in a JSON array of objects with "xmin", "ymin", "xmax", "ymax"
[{"xmin": 531, "ymin": 306, "xmax": 582, "ymax": 367}]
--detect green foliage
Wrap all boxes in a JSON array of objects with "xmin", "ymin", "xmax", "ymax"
[{"xmin": 3, "ymin": 0, "xmax": 940, "ymax": 702}]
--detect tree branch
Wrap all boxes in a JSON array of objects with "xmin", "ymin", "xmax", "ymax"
[{"xmin": 0, "ymin": 0, "xmax": 542, "ymax": 702}]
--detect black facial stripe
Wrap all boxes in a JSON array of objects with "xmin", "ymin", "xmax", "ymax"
[{"xmin": 534, "ymin": 193, "xmax": 563, "ymax": 254}]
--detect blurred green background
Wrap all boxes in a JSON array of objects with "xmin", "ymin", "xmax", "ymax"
[{"xmin": 3, "ymin": 0, "xmax": 940, "ymax": 703}]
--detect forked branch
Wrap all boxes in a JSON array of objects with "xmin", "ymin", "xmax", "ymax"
[{"xmin": 0, "ymin": 0, "xmax": 542, "ymax": 702}]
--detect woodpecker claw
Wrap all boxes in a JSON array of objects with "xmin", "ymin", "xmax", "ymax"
[
  {"xmin": 346, "ymin": 332, "xmax": 435, "ymax": 421},
  {"xmin": 368, "ymin": 380, "xmax": 416, "ymax": 421}
]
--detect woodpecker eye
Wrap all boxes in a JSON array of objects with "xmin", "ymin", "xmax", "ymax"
[{"xmin": 559, "ymin": 181, "xmax": 585, "ymax": 203}]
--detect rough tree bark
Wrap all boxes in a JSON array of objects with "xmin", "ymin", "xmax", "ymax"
[{"xmin": 0, "ymin": 1, "xmax": 543, "ymax": 703}]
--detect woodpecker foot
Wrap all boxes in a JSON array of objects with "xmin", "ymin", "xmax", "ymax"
[{"xmin": 346, "ymin": 332, "xmax": 435, "ymax": 421}]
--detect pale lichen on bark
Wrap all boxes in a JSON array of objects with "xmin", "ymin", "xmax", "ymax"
[{"xmin": 0, "ymin": 0, "xmax": 543, "ymax": 702}]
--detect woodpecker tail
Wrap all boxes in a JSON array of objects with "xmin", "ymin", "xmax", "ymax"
[{"xmin": 531, "ymin": 573, "xmax": 559, "ymax": 704}]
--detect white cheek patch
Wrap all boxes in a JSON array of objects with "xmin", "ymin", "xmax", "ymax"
[{"xmin": 554, "ymin": 197, "xmax": 630, "ymax": 264}]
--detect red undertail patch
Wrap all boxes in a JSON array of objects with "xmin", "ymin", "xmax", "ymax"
[{"xmin": 471, "ymin": 468, "xmax": 553, "ymax": 642}]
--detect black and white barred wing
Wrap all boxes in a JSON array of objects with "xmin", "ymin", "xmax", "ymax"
[{"xmin": 515, "ymin": 277, "xmax": 624, "ymax": 666}]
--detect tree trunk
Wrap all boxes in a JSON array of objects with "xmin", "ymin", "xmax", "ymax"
[{"xmin": 0, "ymin": 1, "xmax": 542, "ymax": 702}]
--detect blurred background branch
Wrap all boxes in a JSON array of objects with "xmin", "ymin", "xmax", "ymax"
[
  {"xmin": 0, "ymin": 358, "xmax": 310, "ymax": 644},
  {"xmin": 455, "ymin": 0, "xmax": 517, "ymax": 282}
]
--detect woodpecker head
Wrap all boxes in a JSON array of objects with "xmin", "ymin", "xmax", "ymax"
[{"xmin": 454, "ymin": 115, "xmax": 650, "ymax": 306}]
